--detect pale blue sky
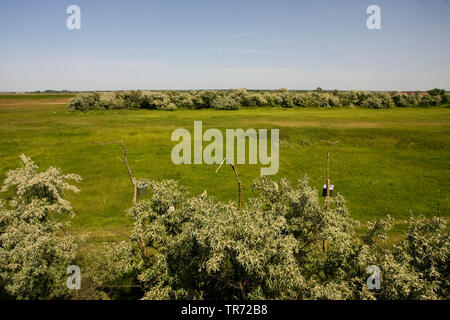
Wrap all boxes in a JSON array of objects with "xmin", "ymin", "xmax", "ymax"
[{"xmin": 1, "ymin": 0, "xmax": 449, "ymax": 91}]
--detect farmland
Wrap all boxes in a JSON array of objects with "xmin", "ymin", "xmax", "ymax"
[{"xmin": 0, "ymin": 94, "xmax": 449, "ymax": 244}]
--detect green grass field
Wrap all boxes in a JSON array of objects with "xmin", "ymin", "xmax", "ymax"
[{"xmin": 0, "ymin": 94, "xmax": 449, "ymax": 244}]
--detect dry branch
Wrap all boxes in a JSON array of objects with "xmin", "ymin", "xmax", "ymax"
[
  {"xmin": 97, "ymin": 141, "xmax": 147, "ymax": 258},
  {"xmin": 216, "ymin": 158, "xmax": 242, "ymax": 213}
]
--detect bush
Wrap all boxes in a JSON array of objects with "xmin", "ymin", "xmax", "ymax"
[
  {"xmin": 68, "ymin": 92, "xmax": 100, "ymax": 111},
  {"xmin": 338, "ymin": 91, "xmax": 359, "ymax": 107},
  {"xmin": 405, "ymin": 94, "xmax": 418, "ymax": 107},
  {"xmin": 170, "ymin": 92, "xmax": 195, "ymax": 109},
  {"xmin": 420, "ymin": 94, "xmax": 441, "ymax": 107},
  {"xmin": 293, "ymin": 93, "xmax": 307, "ymax": 107},
  {"xmin": 0, "ymin": 156, "xmax": 448, "ymax": 300},
  {"xmin": 249, "ymin": 93, "xmax": 268, "ymax": 106},
  {"xmin": 98, "ymin": 92, "xmax": 119, "ymax": 110},
  {"xmin": 392, "ymin": 92, "xmax": 408, "ymax": 107},
  {"xmin": 327, "ymin": 94, "xmax": 341, "ymax": 107},
  {"xmin": 140, "ymin": 92, "xmax": 171, "ymax": 110},
  {"xmin": 0, "ymin": 155, "xmax": 81, "ymax": 299},
  {"xmin": 362, "ymin": 96, "xmax": 383, "ymax": 109},
  {"xmin": 266, "ymin": 93, "xmax": 283, "ymax": 107},
  {"xmin": 67, "ymin": 89, "xmax": 449, "ymax": 111},
  {"xmin": 97, "ymin": 177, "xmax": 448, "ymax": 300},
  {"xmin": 312, "ymin": 92, "xmax": 330, "ymax": 107},
  {"xmin": 280, "ymin": 92, "xmax": 295, "ymax": 108},
  {"xmin": 427, "ymin": 89, "xmax": 449, "ymax": 104},
  {"xmin": 211, "ymin": 95, "xmax": 240, "ymax": 110},
  {"xmin": 115, "ymin": 90, "xmax": 142, "ymax": 109},
  {"xmin": 427, "ymin": 88, "xmax": 446, "ymax": 96},
  {"xmin": 198, "ymin": 90, "xmax": 218, "ymax": 108},
  {"xmin": 229, "ymin": 88, "xmax": 250, "ymax": 106},
  {"xmin": 375, "ymin": 92, "xmax": 395, "ymax": 108}
]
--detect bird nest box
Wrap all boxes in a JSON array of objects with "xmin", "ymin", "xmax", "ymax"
[{"xmin": 322, "ymin": 184, "xmax": 334, "ymax": 197}]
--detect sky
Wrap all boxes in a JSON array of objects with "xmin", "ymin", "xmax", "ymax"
[{"xmin": 0, "ymin": 0, "xmax": 449, "ymax": 91}]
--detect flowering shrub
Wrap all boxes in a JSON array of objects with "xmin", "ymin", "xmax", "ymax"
[
  {"xmin": 0, "ymin": 155, "xmax": 448, "ymax": 300},
  {"xmin": 68, "ymin": 92, "xmax": 101, "ymax": 111},
  {"xmin": 420, "ymin": 94, "xmax": 442, "ymax": 107},
  {"xmin": 95, "ymin": 177, "xmax": 448, "ymax": 300},
  {"xmin": 68, "ymin": 89, "xmax": 448, "ymax": 111},
  {"xmin": 0, "ymin": 155, "xmax": 81, "ymax": 300},
  {"xmin": 211, "ymin": 95, "xmax": 240, "ymax": 110},
  {"xmin": 141, "ymin": 92, "xmax": 171, "ymax": 110}
]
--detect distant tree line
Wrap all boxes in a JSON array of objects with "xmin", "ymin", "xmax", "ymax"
[{"xmin": 67, "ymin": 88, "xmax": 449, "ymax": 111}]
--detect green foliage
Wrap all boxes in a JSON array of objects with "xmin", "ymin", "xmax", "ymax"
[
  {"xmin": 0, "ymin": 155, "xmax": 81, "ymax": 300},
  {"xmin": 98, "ymin": 177, "xmax": 448, "ymax": 300},
  {"xmin": 198, "ymin": 90, "xmax": 218, "ymax": 108},
  {"xmin": 427, "ymin": 88, "xmax": 446, "ymax": 96},
  {"xmin": 420, "ymin": 94, "xmax": 442, "ymax": 107},
  {"xmin": 116, "ymin": 90, "xmax": 142, "ymax": 109},
  {"xmin": 67, "ymin": 89, "xmax": 449, "ymax": 111},
  {"xmin": 211, "ymin": 95, "xmax": 240, "ymax": 110},
  {"xmin": 0, "ymin": 153, "xmax": 447, "ymax": 300},
  {"xmin": 141, "ymin": 92, "xmax": 171, "ymax": 110},
  {"xmin": 68, "ymin": 92, "xmax": 100, "ymax": 111},
  {"xmin": 98, "ymin": 92, "xmax": 120, "ymax": 110}
]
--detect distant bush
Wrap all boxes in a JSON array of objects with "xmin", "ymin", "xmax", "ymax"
[
  {"xmin": 198, "ymin": 90, "xmax": 218, "ymax": 108},
  {"xmin": 327, "ymin": 94, "xmax": 341, "ymax": 107},
  {"xmin": 116, "ymin": 90, "xmax": 142, "ymax": 109},
  {"xmin": 98, "ymin": 92, "xmax": 119, "ymax": 110},
  {"xmin": 211, "ymin": 95, "xmax": 240, "ymax": 110},
  {"xmin": 374, "ymin": 92, "xmax": 395, "ymax": 108},
  {"xmin": 314, "ymin": 93, "xmax": 331, "ymax": 107},
  {"xmin": 171, "ymin": 92, "xmax": 195, "ymax": 109},
  {"xmin": 405, "ymin": 94, "xmax": 418, "ymax": 107},
  {"xmin": 249, "ymin": 93, "xmax": 268, "ymax": 106},
  {"xmin": 68, "ymin": 92, "xmax": 100, "ymax": 111},
  {"xmin": 392, "ymin": 92, "xmax": 408, "ymax": 107},
  {"xmin": 266, "ymin": 92, "xmax": 283, "ymax": 107},
  {"xmin": 141, "ymin": 92, "xmax": 171, "ymax": 110},
  {"xmin": 427, "ymin": 88, "xmax": 446, "ymax": 96},
  {"xmin": 362, "ymin": 96, "xmax": 383, "ymax": 109},
  {"xmin": 68, "ymin": 89, "xmax": 448, "ymax": 111},
  {"xmin": 420, "ymin": 94, "xmax": 441, "ymax": 107},
  {"xmin": 337, "ymin": 91, "xmax": 359, "ymax": 106},
  {"xmin": 280, "ymin": 92, "xmax": 295, "ymax": 108}
]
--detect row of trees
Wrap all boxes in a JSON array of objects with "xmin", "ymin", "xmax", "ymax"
[
  {"xmin": 0, "ymin": 156, "xmax": 448, "ymax": 300},
  {"xmin": 68, "ymin": 89, "xmax": 449, "ymax": 111}
]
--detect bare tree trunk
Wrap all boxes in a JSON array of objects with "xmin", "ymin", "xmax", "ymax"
[
  {"xmin": 100, "ymin": 141, "xmax": 146, "ymax": 258},
  {"xmin": 323, "ymin": 151, "xmax": 330, "ymax": 259}
]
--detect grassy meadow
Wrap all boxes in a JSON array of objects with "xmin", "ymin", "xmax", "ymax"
[{"xmin": 0, "ymin": 94, "xmax": 449, "ymax": 244}]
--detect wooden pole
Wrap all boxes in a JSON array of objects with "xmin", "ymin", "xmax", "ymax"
[
  {"xmin": 323, "ymin": 151, "xmax": 330, "ymax": 258},
  {"xmin": 99, "ymin": 141, "xmax": 146, "ymax": 258},
  {"xmin": 320, "ymin": 140, "xmax": 339, "ymax": 260}
]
